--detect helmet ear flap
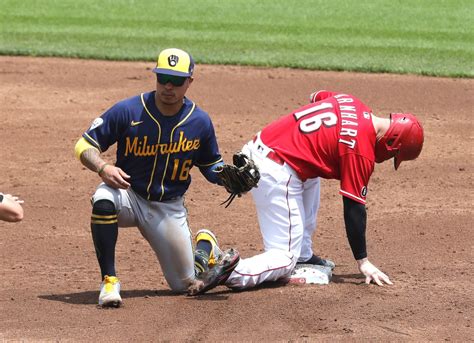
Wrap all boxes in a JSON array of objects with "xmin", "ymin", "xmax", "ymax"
[{"xmin": 375, "ymin": 136, "xmax": 396, "ymax": 163}]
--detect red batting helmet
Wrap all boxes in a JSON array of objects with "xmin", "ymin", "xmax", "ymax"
[{"xmin": 374, "ymin": 113, "xmax": 424, "ymax": 170}]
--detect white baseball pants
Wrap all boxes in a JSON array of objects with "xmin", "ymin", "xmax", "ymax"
[{"xmin": 225, "ymin": 133, "xmax": 321, "ymax": 289}]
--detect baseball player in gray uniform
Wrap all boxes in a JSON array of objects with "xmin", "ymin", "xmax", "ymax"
[{"xmin": 74, "ymin": 48, "xmax": 239, "ymax": 307}]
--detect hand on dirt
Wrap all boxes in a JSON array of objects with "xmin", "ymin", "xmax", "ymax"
[
  {"xmin": 100, "ymin": 165, "xmax": 131, "ymax": 189},
  {"xmin": 357, "ymin": 258, "xmax": 393, "ymax": 286}
]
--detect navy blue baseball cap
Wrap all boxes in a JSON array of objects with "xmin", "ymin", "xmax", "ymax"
[{"xmin": 152, "ymin": 48, "xmax": 195, "ymax": 77}]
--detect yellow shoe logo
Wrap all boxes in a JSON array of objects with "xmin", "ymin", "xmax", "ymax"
[{"xmin": 131, "ymin": 120, "xmax": 144, "ymax": 127}]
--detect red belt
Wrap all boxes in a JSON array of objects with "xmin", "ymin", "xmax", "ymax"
[{"xmin": 253, "ymin": 136, "xmax": 284, "ymax": 165}]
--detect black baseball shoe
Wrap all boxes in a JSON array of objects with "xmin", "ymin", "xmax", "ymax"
[
  {"xmin": 194, "ymin": 249, "xmax": 210, "ymax": 275},
  {"xmin": 188, "ymin": 248, "xmax": 240, "ymax": 296},
  {"xmin": 297, "ymin": 254, "xmax": 336, "ymax": 270}
]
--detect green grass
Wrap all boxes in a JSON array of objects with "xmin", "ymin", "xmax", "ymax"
[{"xmin": 1, "ymin": 0, "xmax": 472, "ymax": 77}]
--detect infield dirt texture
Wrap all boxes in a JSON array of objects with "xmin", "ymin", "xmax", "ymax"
[{"xmin": 0, "ymin": 56, "xmax": 472, "ymax": 341}]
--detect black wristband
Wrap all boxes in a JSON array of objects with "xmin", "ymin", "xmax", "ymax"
[{"xmin": 0, "ymin": 194, "xmax": 4, "ymax": 203}]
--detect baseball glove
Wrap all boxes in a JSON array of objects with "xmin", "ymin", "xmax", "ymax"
[{"xmin": 215, "ymin": 152, "xmax": 260, "ymax": 207}]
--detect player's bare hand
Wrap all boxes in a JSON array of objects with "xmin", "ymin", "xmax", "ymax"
[
  {"xmin": 99, "ymin": 164, "xmax": 131, "ymax": 189},
  {"xmin": 357, "ymin": 258, "xmax": 393, "ymax": 286}
]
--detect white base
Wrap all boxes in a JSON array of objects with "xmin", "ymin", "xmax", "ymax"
[{"xmin": 287, "ymin": 264, "xmax": 332, "ymax": 285}]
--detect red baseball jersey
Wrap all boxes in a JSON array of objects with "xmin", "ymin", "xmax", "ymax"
[{"xmin": 260, "ymin": 91, "xmax": 376, "ymax": 204}]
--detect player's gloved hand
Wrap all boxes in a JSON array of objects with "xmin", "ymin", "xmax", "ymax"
[
  {"xmin": 357, "ymin": 258, "xmax": 393, "ymax": 286},
  {"xmin": 98, "ymin": 163, "xmax": 131, "ymax": 190},
  {"xmin": 215, "ymin": 152, "xmax": 260, "ymax": 208}
]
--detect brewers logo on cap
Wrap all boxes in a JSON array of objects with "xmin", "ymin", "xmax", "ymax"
[
  {"xmin": 168, "ymin": 55, "xmax": 179, "ymax": 67},
  {"xmin": 153, "ymin": 48, "xmax": 194, "ymax": 77}
]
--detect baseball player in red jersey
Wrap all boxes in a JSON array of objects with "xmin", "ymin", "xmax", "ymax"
[{"xmin": 217, "ymin": 90, "xmax": 424, "ymax": 289}]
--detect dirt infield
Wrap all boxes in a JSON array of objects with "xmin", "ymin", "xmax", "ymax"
[{"xmin": 0, "ymin": 56, "xmax": 472, "ymax": 341}]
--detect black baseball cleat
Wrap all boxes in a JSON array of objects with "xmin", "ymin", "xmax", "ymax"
[
  {"xmin": 188, "ymin": 248, "xmax": 240, "ymax": 296},
  {"xmin": 297, "ymin": 254, "xmax": 336, "ymax": 270},
  {"xmin": 194, "ymin": 249, "xmax": 211, "ymax": 275}
]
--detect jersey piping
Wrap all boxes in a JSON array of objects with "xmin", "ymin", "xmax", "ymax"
[
  {"xmin": 141, "ymin": 93, "xmax": 163, "ymax": 200},
  {"xmin": 83, "ymin": 133, "xmax": 103, "ymax": 153},
  {"xmin": 194, "ymin": 158, "xmax": 223, "ymax": 167},
  {"xmin": 140, "ymin": 93, "xmax": 196, "ymax": 201},
  {"xmin": 339, "ymin": 189, "xmax": 366, "ymax": 204}
]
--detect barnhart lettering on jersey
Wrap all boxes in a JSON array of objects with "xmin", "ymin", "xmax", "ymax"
[
  {"xmin": 335, "ymin": 94, "xmax": 359, "ymax": 149},
  {"xmin": 125, "ymin": 131, "xmax": 200, "ymax": 157}
]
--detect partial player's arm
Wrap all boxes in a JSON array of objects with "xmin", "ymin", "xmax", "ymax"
[
  {"xmin": 0, "ymin": 193, "xmax": 24, "ymax": 222},
  {"xmin": 198, "ymin": 161, "xmax": 224, "ymax": 185},
  {"xmin": 74, "ymin": 137, "xmax": 130, "ymax": 189},
  {"xmin": 343, "ymin": 196, "xmax": 393, "ymax": 286},
  {"xmin": 215, "ymin": 152, "xmax": 260, "ymax": 207},
  {"xmin": 194, "ymin": 115, "xmax": 225, "ymax": 185}
]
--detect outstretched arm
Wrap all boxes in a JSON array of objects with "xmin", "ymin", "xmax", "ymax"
[
  {"xmin": 343, "ymin": 196, "xmax": 393, "ymax": 286},
  {"xmin": 75, "ymin": 137, "xmax": 130, "ymax": 189},
  {"xmin": 199, "ymin": 161, "xmax": 224, "ymax": 185},
  {"xmin": 0, "ymin": 193, "xmax": 24, "ymax": 222}
]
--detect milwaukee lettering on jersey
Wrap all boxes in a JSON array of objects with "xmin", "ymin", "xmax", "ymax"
[
  {"xmin": 334, "ymin": 94, "xmax": 358, "ymax": 149},
  {"xmin": 82, "ymin": 92, "xmax": 223, "ymax": 202},
  {"xmin": 125, "ymin": 131, "xmax": 200, "ymax": 157}
]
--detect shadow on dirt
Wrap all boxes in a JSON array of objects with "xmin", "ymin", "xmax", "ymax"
[
  {"xmin": 38, "ymin": 289, "xmax": 175, "ymax": 305},
  {"xmin": 38, "ymin": 273, "xmax": 369, "ymax": 305},
  {"xmin": 193, "ymin": 273, "xmax": 368, "ymax": 296},
  {"xmin": 332, "ymin": 273, "xmax": 366, "ymax": 284}
]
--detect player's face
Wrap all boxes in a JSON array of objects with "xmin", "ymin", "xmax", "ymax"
[{"xmin": 155, "ymin": 74, "xmax": 192, "ymax": 105}]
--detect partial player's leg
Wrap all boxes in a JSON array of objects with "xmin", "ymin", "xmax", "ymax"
[
  {"xmin": 297, "ymin": 177, "xmax": 335, "ymax": 270},
  {"xmin": 194, "ymin": 229, "xmax": 223, "ymax": 274},
  {"xmin": 252, "ymin": 162, "xmax": 306, "ymax": 257},
  {"xmin": 187, "ymin": 229, "xmax": 241, "ymax": 295},
  {"xmin": 91, "ymin": 198, "xmax": 118, "ymax": 279},
  {"xmin": 91, "ymin": 198, "xmax": 121, "ymax": 307},
  {"xmin": 225, "ymin": 249, "xmax": 294, "ymax": 289},
  {"xmin": 224, "ymin": 169, "xmax": 301, "ymax": 289},
  {"xmin": 136, "ymin": 197, "xmax": 196, "ymax": 293},
  {"xmin": 91, "ymin": 183, "xmax": 137, "ymax": 307},
  {"xmin": 223, "ymin": 140, "xmax": 304, "ymax": 289},
  {"xmin": 298, "ymin": 177, "xmax": 320, "ymax": 262},
  {"xmin": 188, "ymin": 247, "xmax": 240, "ymax": 295},
  {"xmin": 134, "ymin": 194, "xmax": 239, "ymax": 296}
]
